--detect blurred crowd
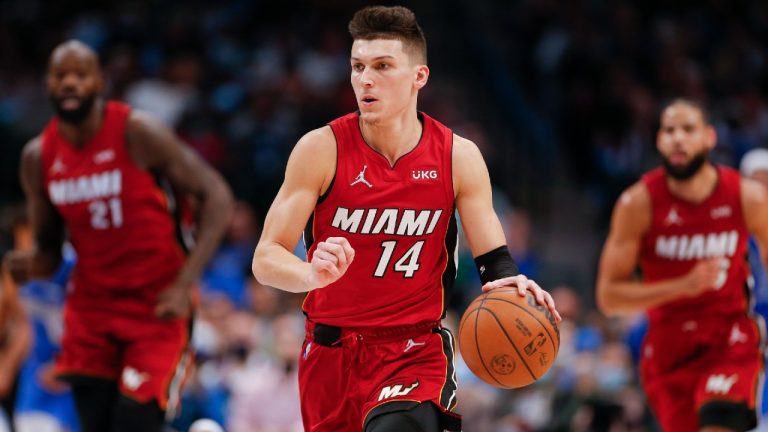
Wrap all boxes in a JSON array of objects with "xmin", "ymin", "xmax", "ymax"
[
  {"xmin": 2, "ymin": 0, "xmax": 768, "ymax": 431},
  {"xmin": 474, "ymin": 0, "xmax": 768, "ymax": 220}
]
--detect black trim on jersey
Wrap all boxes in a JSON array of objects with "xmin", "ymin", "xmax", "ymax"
[
  {"xmin": 441, "ymin": 210, "xmax": 458, "ymax": 318},
  {"xmin": 154, "ymin": 173, "xmax": 193, "ymax": 254},
  {"xmin": 303, "ymin": 212, "xmax": 315, "ymax": 255},
  {"xmin": 741, "ymin": 249, "xmax": 766, "ymax": 354},
  {"xmin": 436, "ymin": 327, "xmax": 458, "ymax": 412},
  {"xmin": 744, "ymin": 249, "xmax": 759, "ymax": 316},
  {"xmin": 164, "ymin": 317, "xmax": 194, "ymax": 419},
  {"xmin": 357, "ymin": 111, "xmax": 426, "ymax": 170},
  {"xmin": 317, "ymin": 176, "xmax": 334, "ymax": 205},
  {"xmin": 447, "ymin": 124, "xmax": 455, "ymax": 203}
]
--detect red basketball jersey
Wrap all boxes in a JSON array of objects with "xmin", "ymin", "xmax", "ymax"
[
  {"xmin": 302, "ymin": 112, "xmax": 457, "ymax": 327},
  {"xmin": 639, "ymin": 166, "xmax": 750, "ymax": 322},
  {"xmin": 40, "ymin": 101, "xmax": 185, "ymax": 315}
]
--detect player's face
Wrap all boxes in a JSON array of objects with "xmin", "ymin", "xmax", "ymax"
[
  {"xmin": 657, "ymin": 104, "xmax": 716, "ymax": 180},
  {"xmin": 47, "ymin": 50, "xmax": 102, "ymax": 124},
  {"xmin": 350, "ymin": 39, "xmax": 428, "ymax": 123}
]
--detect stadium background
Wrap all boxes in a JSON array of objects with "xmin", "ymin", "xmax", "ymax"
[{"xmin": 1, "ymin": 0, "xmax": 767, "ymax": 430}]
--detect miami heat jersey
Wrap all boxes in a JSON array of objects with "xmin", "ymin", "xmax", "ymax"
[
  {"xmin": 40, "ymin": 101, "xmax": 184, "ymax": 315},
  {"xmin": 640, "ymin": 166, "xmax": 750, "ymax": 322},
  {"xmin": 303, "ymin": 112, "xmax": 457, "ymax": 327}
]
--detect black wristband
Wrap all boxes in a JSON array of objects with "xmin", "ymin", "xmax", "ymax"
[{"xmin": 474, "ymin": 245, "xmax": 520, "ymax": 285}]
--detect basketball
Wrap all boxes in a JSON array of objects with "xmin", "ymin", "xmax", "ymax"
[{"xmin": 458, "ymin": 288, "xmax": 560, "ymax": 388}]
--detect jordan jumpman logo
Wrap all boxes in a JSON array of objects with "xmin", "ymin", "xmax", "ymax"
[
  {"xmin": 351, "ymin": 165, "xmax": 373, "ymax": 188},
  {"xmin": 404, "ymin": 338, "xmax": 426, "ymax": 352}
]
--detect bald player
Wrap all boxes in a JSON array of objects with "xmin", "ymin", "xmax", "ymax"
[
  {"xmin": 6, "ymin": 40, "xmax": 234, "ymax": 432},
  {"xmin": 597, "ymin": 99, "xmax": 768, "ymax": 431}
]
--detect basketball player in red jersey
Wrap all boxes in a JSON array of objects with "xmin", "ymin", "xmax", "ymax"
[
  {"xmin": 9, "ymin": 40, "xmax": 234, "ymax": 432},
  {"xmin": 597, "ymin": 99, "xmax": 768, "ymax": 432},
  {"xmin": 252, "ymin": 6, "xmax": 560, "ymax": 432}
]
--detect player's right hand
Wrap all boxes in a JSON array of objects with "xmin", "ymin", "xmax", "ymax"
[
  {"xmin": 305, "ymin": 237, "xmax": 355, "ymax": 290},
  {"xmin": 684, "ymin": 258, "xmax": 722, "ymax": 295}
]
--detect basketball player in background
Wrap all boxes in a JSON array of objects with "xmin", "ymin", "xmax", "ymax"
[
  {"xmin": 0, "ymin": 228, "xmax": 33, "ymax": 432},
  {"xmin": 597, "ymin": 99, "xmax": 768, "ymax": 431},
  {"xmin": 739, "ymin": 148, "xmax": 768, "ymax": 429},
  {"xmin": 7, "ymin": 40, "xmax": 234, "ymax": 432},
  {"xmin": 252, "ymin": 6, "xmax": 560, "ymax": 432},
  {"xmin": 9, "ymin": 212, "xmax": 80, "ymax": 432}
]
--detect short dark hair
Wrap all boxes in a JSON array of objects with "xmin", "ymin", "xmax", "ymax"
[
  {"xmin": 663, "ymin": 98, "xmax": 711, "ymax": 125},
  {"xmin": 348, "ymin": 6, "xmax": 427, "ymax": 64}
]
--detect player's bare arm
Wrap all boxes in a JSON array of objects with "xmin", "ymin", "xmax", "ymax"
[
  {"xmin": 252, "ymin": 127, "xmax": 355, "ymax": 293},
  {"xmin": 452, "ymin": 134, "xmax": 559, "ymax": 321},
  {"xmin": 0, "ymin": 278, "xmax": 32, "ymax": 397},
  {"xmin": 597, "ymin": 182, "xmax": 720, "ymax": 315},
  {"xmin": 742, "ymin": 178, "xmax": 768, "ymax": 269},
  {"xmin": 125, "ymin": 111, "xmax": 235, "ymax": 318},
  {"xmin": 7, "ymin": 136, "xmax": 66, "ymax": 283}
]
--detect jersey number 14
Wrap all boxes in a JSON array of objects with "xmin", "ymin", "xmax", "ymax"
[{"xmin": 374, "ymin": 240, "xmax": 425, "ymax": 278}]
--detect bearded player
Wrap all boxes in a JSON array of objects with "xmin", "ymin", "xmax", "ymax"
[
  {"xmin": 10, "ymin": 40, "xmax": 234, "ymax": 432},
  {"xmin": 597, "ymin": 99, "xmax": 768, "ymax": 431}
]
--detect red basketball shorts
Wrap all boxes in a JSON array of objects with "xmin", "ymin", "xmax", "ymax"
[
  {"xmin": 55, "ymin": 303, "xmax": 191, "ymax": 412},
  {"xmin": 640, "ymin": 314, "xmax": 763, "ymax": 431},
  {"xmin": 299, "ymin": 320, "xmax": 462, "ymax": 432}
]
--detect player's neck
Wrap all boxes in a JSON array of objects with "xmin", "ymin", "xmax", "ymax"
[
  {"xmin": 666, "ymin": 163, "xmax": 718, "ymax": 204},
  {"xmin": 57, "ymin": 99, "xmax": 104, "ymax": 148},
  {"xmin": 359, "ymin": 110, "xmax": 423, "ymax": 167}
]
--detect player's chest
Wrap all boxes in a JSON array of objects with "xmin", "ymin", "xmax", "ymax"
[
  {"xmin": 45, "ymin": 143, "xmax": 147, "ymax": 230},
  {"xmin": 649, "ymin": 202, "xmax": 745, "ymax": 261},
  {"xmin": 341, "ymin": 154, "xmax": 448, "ymax": 202}
]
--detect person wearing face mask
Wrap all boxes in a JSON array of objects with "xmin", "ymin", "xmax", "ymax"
[{"xmin": 597, "ymin": 99, "xmax": 768, "ymax": 432}]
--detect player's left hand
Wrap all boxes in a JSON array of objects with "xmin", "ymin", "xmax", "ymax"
[
  {"xmin": 37, "ymin": 362, "xmax": 69, "ymax": 394},
  {"xmin": 155, "ymin": 283, "xmax": 193, "ymax": 319},
  {"xmin": 482, "ymin": 275, "xmax": 561, "ymax": 323}
]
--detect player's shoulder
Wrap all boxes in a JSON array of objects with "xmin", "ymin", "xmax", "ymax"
[
  {"xmin": 604, "ymin": 181, "xmax": 652, "ymax": 237},
  {"xmin": 20, "ymin": 135, "xmax": 45, "ymax": 186},
  {"xmin": 123, "ymin": 109, "xmax": 167, "ymax": 152},
  {"xmin": 451, "ymin": 133, "xmax": 481, "ymax": 159},
  {"xmin": 740, "ymin": 176, "xmax": 768, "ymax": 206},
  {"xmin": 21, "ymin": 135, "xmax": 43, "ymax": 163},
  {"xmin": 125, "ymin": 108, "xmax": 163, "ymax": 136},
  {"xmin": 293, "ymin": 125, "xmax": 336, "ymax": 157},
  {"xmin": 614, "ymin": 181, "xmax": 652, "ymax": 217},
  {"xmin": 285, "ymin": 125, "xmax": 337, "ymax": 185}
]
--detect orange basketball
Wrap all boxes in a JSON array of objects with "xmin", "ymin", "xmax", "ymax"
[{"xmin": 458, "ymin": 288, "xmax": 560, "ymax": 388}]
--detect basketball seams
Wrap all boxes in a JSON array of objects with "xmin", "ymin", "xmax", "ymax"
[
  {"xmin": 459, "ymin": 288, "xmax": 560, "ymax": 389},
  {"xmin": 481, "ymin": 296, "xmax": 559, "ymax": 355},
  {"xmin": 473, "ymin": 295, "xmax": 507, "ymax": 388},
  {"xmin": 459, "ymin": 290, "xmax": 559, "ymax": 388},
  {"xmin": 478, "ymin": 306, "xmax": 537, "ymax": 382}
]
